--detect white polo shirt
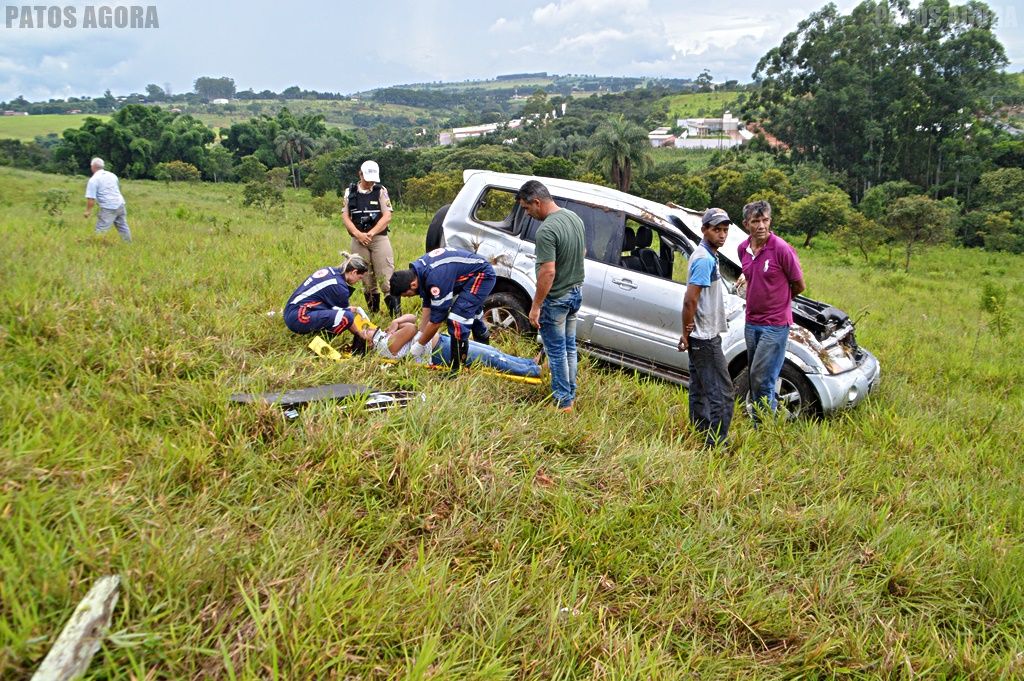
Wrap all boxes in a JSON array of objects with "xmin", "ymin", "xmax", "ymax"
[{"xmin": 85, "ymin": 169, "xmax": 125, "ymax": 210}]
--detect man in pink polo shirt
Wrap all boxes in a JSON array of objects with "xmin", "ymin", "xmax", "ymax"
[{"xmin": 737, "ymin": 200, "xmax": 805, "ymax": 417}]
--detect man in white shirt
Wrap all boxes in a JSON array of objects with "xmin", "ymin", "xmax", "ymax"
[{"xmin": 84, "ymin": 157, "xmax": 131, "ymax": 243}]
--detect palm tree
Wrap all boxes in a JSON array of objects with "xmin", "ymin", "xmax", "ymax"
[
  {"xmin": 590, "ymin": 115, "xmax": 652, "ymax": 192},
  {"xmin": 541, "ymin": 134, "xmax": 589, "ymax": 159},
  {"xmin": 274, "ymin": 129, "xmax": 317, "ymax": 188}
]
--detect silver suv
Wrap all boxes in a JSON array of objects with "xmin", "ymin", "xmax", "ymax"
[{"xmin": 432, "ymin": 169, "xmax": 880, "ymax": 415}]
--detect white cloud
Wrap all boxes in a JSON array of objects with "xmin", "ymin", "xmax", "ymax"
[
  {"xmin": 533, "ymin": 0, "xmax": 648, "ymax": 25},
  {"xmin": 489, "ymin": 17, "xmax": 521, "ymax": 32},
  {"xmin": 39, "ymin": 56, "xmax": 70, "ymax": 72},
  {"xmin": 663, "ymin": 13, "xmax": 775, "ymax": 57},
  {"xmin": 554, "ymin": 28, "xmax": 630, "ymax": 50},
  {"xmin": 497, "ymin": 1, "xmax": 814, "ymax": 82}
]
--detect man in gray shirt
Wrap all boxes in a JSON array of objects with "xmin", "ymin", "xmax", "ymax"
[
  {"xmin": 84, "ymin": 157, "xmax": 131, "ymax": 243},
  {"xmin": 678, "ymin": 208, "xmax": 734, "ymax": 447}
]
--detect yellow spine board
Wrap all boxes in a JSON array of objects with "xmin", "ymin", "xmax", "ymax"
[
  {"xmin": 306, "ymin": 337, "xmax": 541, "ymax": 384},
  {"xmin": 308, "ymin": 336, "xmax": 350, "ymax": 362}
]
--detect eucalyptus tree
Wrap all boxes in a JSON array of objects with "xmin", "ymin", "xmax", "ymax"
[{"xmin": 746, "ymin": 0, "xmax": 1007, "ymax": 199}]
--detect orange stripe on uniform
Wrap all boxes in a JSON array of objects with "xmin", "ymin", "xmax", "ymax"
[{"xmin": 298, "ymin": 301, "xmax": 321, "ymax": 324}]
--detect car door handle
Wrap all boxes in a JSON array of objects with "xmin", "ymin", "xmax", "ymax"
[
  {"xmin": 612, "ymin": 278, "xmax": 637, "ymax": 290},
  {"xmin": 523, "ymin": 253, "xmax": 536, "ymax": 260}
]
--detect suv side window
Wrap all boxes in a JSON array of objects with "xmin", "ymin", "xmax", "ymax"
[
  {"xmin": 618, "ymin": 218, "xmax": 675, "ymax": 279},
  {"xmin": 472, "ymin": 188, "xmax": 518, "ymax": 232},
  {"xmin": 521, "ymin": 198, "xmax": 624, "ymax": 265}
]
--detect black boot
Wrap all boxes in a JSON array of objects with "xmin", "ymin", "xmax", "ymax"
[
  {"xmin": 367, "ymin": 292, "xmax": 380, "ymax": 313},
  {"xmin": 471, "ymin": 318, "xmax": 490, "ymax": 345},
  {"xmin": 447, "ymin": 322, "xmax": 468, "ymax": 374},
  {"xmin": 449, "ymin": 336, "xmax": 468, "ymax": 374},
  {"xmin": 384, "ymin": 294, "xmax": 401, "ymax": 317}
]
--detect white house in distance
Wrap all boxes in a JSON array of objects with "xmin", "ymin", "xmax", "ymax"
[
  {"xmin": 677, "ymin": 111, "xmax": 748, "ymax": 138},
  {"xmin": 210, "ymin": 98, "xmax": 230, "ymax": 105},
  {"xmin": 438, "ymin": 103, "xmax": 566, "ymax": 145},
  {"xmin": 647, "ymin": 126, "xmax": 676, "ymax": 147},
  {"xmin": 655, "ymin": 111, "xmax": 755, "ymax": 149},
  {"xmin": 439, "ymin": 119, "xmax": 523, "ymax": 146}
]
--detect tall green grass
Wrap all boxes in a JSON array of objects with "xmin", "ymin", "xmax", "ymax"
[
  {"xmin": 650, "ymin": 147, "xmax": 717, "ymax": 172},
  {"xmin": 1, "ymin": 168, "xmax": 1022, "ymax": 678}
]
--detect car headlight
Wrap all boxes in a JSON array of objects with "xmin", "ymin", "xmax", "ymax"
[{"xmin": 823, "ymin": 344, "xmax": 856, "ymax": 374}]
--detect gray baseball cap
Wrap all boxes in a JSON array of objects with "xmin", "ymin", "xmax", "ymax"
[{"xmin": 702, "ymin": 207, "xmax": 732, "ymax": 226}]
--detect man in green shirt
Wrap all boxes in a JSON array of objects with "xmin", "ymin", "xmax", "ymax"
[{"xmin": 517, "ymin": 180, "xmax": 586, "ymax": 411}]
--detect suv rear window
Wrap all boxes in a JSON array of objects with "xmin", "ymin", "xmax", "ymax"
[{"xmin": 472, "ymin": 188, "xmax": 518, "ymax": 232}]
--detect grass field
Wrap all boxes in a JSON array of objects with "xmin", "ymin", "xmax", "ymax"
[
  {"xmin": 153, "ymin": 98, "xmax": 434, "ymax": 133},
  {"xmin": 0, "ymin": 101, "xmax": 433, "ymax": 141},
  {"xmin": 2, "ymin": 167, "xmax": 1023, "ymax": 678},
  {"xmin": 650, "ymin": 147, "xmax": 718, "ymax": 172},
  {"xmin": 0, "ymin": 114, "xmax": 109, "ymax": 141},
  {"xmin": 182, "ymin": 99, "xmax": 432, "ymax": 133},
  {"xmin": 663, "ymin": 92, "xmax": 746, "ymax": 121}
]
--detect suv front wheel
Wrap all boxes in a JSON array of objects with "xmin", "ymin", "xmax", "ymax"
[
  {"xmin": 482, "ymin": 292, "xmax": 531, "ymax": 338},
  {"xmin": 733, "ymin": 362, "xmax": 820, "ymax": 418}
]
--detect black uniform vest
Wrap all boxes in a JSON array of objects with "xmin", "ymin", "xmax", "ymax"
[{"xmin": 347, "ymin": 183, "xmax": 387, "ymax": 234}]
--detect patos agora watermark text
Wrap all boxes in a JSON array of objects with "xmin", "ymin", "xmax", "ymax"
[{"xmin": 4, "ymin": 5, "xmax": 159, "ymax": 29}]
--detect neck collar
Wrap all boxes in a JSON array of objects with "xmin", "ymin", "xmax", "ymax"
[{"xmin": 700, "ymin": 239, "xmax": 719, "ymax": 255}]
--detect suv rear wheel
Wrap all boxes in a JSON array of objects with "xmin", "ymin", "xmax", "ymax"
[
  {"xmin": 482, "ymin": 292, "xmax": 531, "ymax": 338},
  {"xmin": 425, "ymin": 203, "xmax": 450, "ymax": 251}
]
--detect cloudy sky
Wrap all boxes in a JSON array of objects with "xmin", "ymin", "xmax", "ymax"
[{"xmin": 1, "ymin": 0, "xmax": 1021, "ymax": 101}]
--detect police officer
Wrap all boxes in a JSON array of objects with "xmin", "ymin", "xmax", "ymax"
[
  {"xmin": 342, "ymin": 160, "xmax": 400, "ymax": 316},
  {"xmin": 389, "ymin": 247, "xmax": 496, "ymax": 373},
  {"xmin": 283, "ymin": 254, "xmax": 368, "ymax": 335}
]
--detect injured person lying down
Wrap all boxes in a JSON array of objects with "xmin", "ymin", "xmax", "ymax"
[{"xmin": 352, "ymin": 310, "xmax": 541, "ymax": 378}]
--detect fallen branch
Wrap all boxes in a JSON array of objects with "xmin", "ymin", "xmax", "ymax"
[{"xmin": 32, "ymin": 575, "xmax": 120, "ymax": 681}]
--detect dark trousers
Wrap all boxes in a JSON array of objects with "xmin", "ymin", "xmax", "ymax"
[{"xmin": 687, "ymin": 335, "xmax": 734, "ymax": 447}]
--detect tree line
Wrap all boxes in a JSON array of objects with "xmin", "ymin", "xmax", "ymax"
[{"xmin": 0, "ymin": 0, "xmax": 1020, "ymax": 258}]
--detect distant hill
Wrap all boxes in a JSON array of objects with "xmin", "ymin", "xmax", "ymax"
[
  {"xmin": 0, "ymin": 74, "xmax": 750, "ymax": 145},
  {"xmin": 357, "ymin": 73, "xmax": 696, "ymax": 97}
]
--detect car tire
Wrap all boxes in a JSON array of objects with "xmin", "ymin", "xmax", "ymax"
[
  {"xmin": 425, "ymin": 203, "xmax": 450, "ymax": 251},
  {"xmin": 778, "ymin": 363, "xmax": 820, "ymax": 418},
  {"xmin": 732, "ymin": 367, "xmax": 750, "ymax": 403},
  {"xmin": 733, "ymin": 362, "xmax": 821, "ymax": 419},
  {"xmin": 482, "ymin": 292, "xmax": 531, "ymax": 338}
]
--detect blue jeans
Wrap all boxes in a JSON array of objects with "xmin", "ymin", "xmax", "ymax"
[
  {"xmin": 745, "ymin": 324, "xmax": 790, "ymax": 413},
  {"xmin": 433, "ymin": 335, "xmax": 541, "ymax": 378},
  {"xmin": 539, "ymin": 287, "xmax": 582, "ymax": 409}
]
